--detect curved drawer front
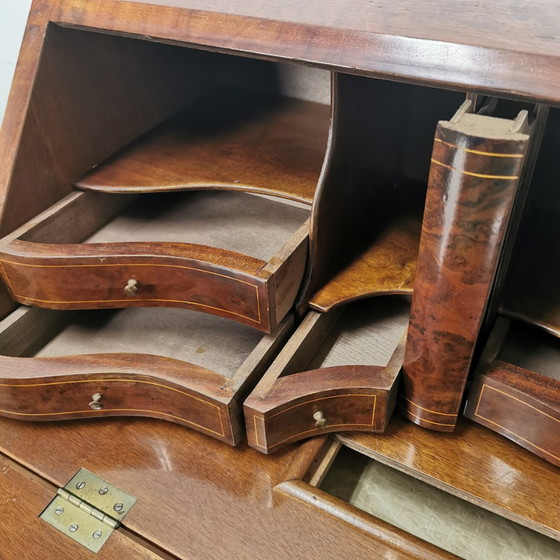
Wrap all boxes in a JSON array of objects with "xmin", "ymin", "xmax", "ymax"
[
  {"xmin": 465, "ymin": 362, "xmax": 560, "ymax": 468},
  {"xmin": 245, "ymin": 365, "xmax": 398, "ymax": 453},
  {"xmin": 0, "ymin": 243, "xmax": 271, "ymax": 331},
  {"xmin": 250, "ymin": 390, "xmax": 379, "ymax": 453},
  {"xmin": 0, "ymin": 354, "xmax": 236, "ymax": 444}
]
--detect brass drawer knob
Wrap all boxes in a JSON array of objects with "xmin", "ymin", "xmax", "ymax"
[
  {"xmin": 124, "ymin": 279, "xmax": 138, "ymax": 297},
  {"xmin": 89, "ymin": 393, "xmax": 103, "ymax": 410},
  {"xmin": 313, "ymin": 410, "xmax": 326, "ymax": 428}
]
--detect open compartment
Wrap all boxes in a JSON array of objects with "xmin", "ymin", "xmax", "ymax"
[
  {"xmin": 0, "ymin": 188, "xmax": 311, "ymax": 333},
  {"xmin": 246, "ymin": 75, "xmax": 534, "ymax": 450},
  {"xmin": 0, "ymin": 302, "xmax": 293, "ymax": 445},
  {"xmin": 245, "ymin": 297, "xmax": 409, "ymax": 453},
  {"xmin": 465, "ymin": 109, "xmax": 560, "ymax": 466},
  {"xmin": 315, "ymin": 435, "xmax": 560, "ymax": 557},
  {"xmin": 0, "ymin": 26, "xmax": 332, "ymax": 333},
  {"xmin": 299, "ymin": 73, "xmax": 465, "ymax": 311}
]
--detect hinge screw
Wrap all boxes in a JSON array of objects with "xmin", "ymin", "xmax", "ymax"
[
  {"xmin": 55, "ymin": 507, "xmax": 64, "ymax": 515},
  {"xmin": 99, "ymin": 487, "xmax": 108, "ymax": 495},
  {"xmin": 113, "ymin": 503, "xmax": 124, "ymax": 512},
  {"xmin": 69, "ymin": 524, "xmax": 79, "ymax": 533},
  {"xmin": 76, "ymin": 481, "xmax": 86, "ymax": 490},
  {"xmin": 93, "ymin": 530, "xmax": 103, "ymax": 540}
]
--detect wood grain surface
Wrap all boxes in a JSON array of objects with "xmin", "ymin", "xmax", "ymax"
[
  {"xmin": 0, "ymin": 189, "xmax": 311, "ymax": 333},
  {"xmin": 246, "ymin": 299, "xmax": 409, "ymax": 452},
  {"xmin": 246, "ymin": 365, "xmax": 399, "ymax": 453},
  {"xmin": 300, "ymin": 73, "xmax": 462, "ymax": 312},
  {"xmin": 338, "ymin": 415, "xmax": 560, "ymax": 541},
  {"xmin": 309, "ymin": 212, "xmax": 421, "ymax": 311},
  {"xmin": 0, "ymin": 454, "xmax": 169, "ymax": 560},
  {"xmin": 465, "ymin": 360, "xmax": 560, "ymax": 467},
  {"xmin": 0, "ymin": 353, "xmax": 236, "ymax": 442},
  {"xmin": 53, "ymin": 0, "xmax": 560, "ymax": 103},
  {"xmin": 401, "ymin": 110, "xmax": 530, "ymax": 430},
  {"xmin": 127, "ymin": 0, "xmax": 560, "ymax": 58},
  {"xmin": 76, "ymin": 90, "xmax": 330, "ymax": 204},
  {"xmin": 0, "ymin": 416, "xmax": 457, "ymax": 560},
  {"xmin": 0, "ymin": 302, "xmax": 294, "ymax": 445},
  {"xmin": 0, "ymin": 24, "xmax": 212, "ymax": 236}
]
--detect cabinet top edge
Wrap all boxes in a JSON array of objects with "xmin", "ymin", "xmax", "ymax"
[{"xmin": 41, "ymin": 0, "xmax": 560, "ymax": 105}]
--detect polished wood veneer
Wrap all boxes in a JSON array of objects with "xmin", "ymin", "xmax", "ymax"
[
  {"xmin": 309, "ymin": 212, "xmax": 420, "ymax": 312},
  {"xmin": 0, "ymin": 190, "xmax": 310, "ymax": 333},
  {"xmin": 0, "ymin": 454, "xmax": 169, "ymax": 560},
  {"xmin": 0, "ymin": 418, "xmax": 458, "ymax": 560},
  {"xmin": 338, "ymin": 416, "xmax": 560, "ymax": 541},
  {"xmin": 0, "ymin": 304, "xmax": 293, "ymax": 444},
  {"xmin": 245, "ymin": 298, "xmax": 409, "ymax": 452},
  {"xmin": 76, "ymin": 90, "xmax": 330, "ymax": 205},
  {"xmin": 1, "ymin": 1, "xmax": 559, "ymax": 558},
  {"xmin": 401, "ymin": 105, "xmax": 530, "ymax": 431}
]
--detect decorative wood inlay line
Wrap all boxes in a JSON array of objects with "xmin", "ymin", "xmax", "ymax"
[
  {"xmin": 475, "ymin": 384, "xmax": 560, "ymax": 423},
  {"xmin": 430, "ymin": 159, "xmax": 519, "ymax": 180},
  {"xmin": 397, "ymin": 405, "xmax": 456, "ymax": 427},
  {"xmin": 0, "ymin": 406, "xmax": 225, "ymax": 437},
  {"xmin": 253, "ymin": 414, "xmax": 266, "ymax": 449},
  {"xmin": 401, "ymin": 396, "xmax": 458, "ymax": 416},
  {"xmin": 267, "ymin": 393, "xmax": 376, "ymax": 420},
  {"xmin": 0, "ymin": 377, "xmax": 225, "ymax": 437},
  {"xmin": 0, "ymin": 261, "xmax": 16, "ymax": 295},
  {"xmin": 474, "ymin": 384, "xmax": 560, "ymax": 461},
  {"xmin": 433, "ymin": 138, "xmax": 524, "ymax": 158}
]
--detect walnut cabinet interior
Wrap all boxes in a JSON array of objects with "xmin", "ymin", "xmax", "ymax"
[
  {"xmin": 1, "ymin": 1, "xmax": 560, "ymax": 559},
  {"xmin": 0, "ymin": 26, "xmax": 332, "ymax": 334},
  {"xmin": 465, "ymin": 109, "xmax": 560, "ymax": 467},
  {"xmin": 246, "ymin": 85, "xmax": 538, "ymax": 452}
]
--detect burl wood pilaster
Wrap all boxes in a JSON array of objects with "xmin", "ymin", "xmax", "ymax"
[{"xmin": 400, "ymin": 108, "xmax": 530, "ymax": 430}]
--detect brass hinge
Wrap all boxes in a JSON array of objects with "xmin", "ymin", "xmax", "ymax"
[{"xmin": 40, "ymin": 468, "xmax": 137, "ymax": 553}]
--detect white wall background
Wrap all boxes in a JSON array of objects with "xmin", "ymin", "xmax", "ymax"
[{"xmin": 0, "ymin": 0, "xmax": 33, "ymax": 126}]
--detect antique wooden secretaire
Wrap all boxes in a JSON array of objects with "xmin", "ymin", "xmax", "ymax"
[{"xmin": 0, "ymin": 1, "xmax": 558, "ymax": 558}]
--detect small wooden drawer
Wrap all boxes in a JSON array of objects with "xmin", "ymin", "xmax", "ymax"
[
  {"xmin": 245, "ymin": 297, "xmax": 409, "ymax": 453},
  {"xmin": 0, "ymin": 190, "xmax": 310, "ymax": 333},
  {"xmin": 465, "ymin": 319, "xmax": 560, "ymax": 467},
  {"xmin": 0, "ymin": 81, "xmax": 331, "ymax": 333},
  {"xmin": 0, "ymin": 303, "xmax": 293, "ymax": 444}
]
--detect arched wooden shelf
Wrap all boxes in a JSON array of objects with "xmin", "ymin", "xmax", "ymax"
[
  {"xmin": 75, "ymin": 89, "xmax": 330, "ymax": 205},
  {"xmin": 308, "ymin": 211, "xmax": 421, "ymax": 312}
]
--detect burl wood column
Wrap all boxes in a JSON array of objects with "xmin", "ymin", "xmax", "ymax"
[{"xmin": 400, "ymin": 108, "xmax": 530, "ymax": 431}]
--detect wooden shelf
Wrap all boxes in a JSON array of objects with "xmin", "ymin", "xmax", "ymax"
[
  {"xmin": 309, "ymin": 211, "xmax": 421, "ymax": 312},
  {"xmin": 75, "ymin": 89, "xmax": 330, "ymax": 205},
  {"xmin": 337, "ymin": 415, "xmax": 560, "ymax": 541}
]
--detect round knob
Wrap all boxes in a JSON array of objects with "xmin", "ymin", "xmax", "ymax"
[
  {"xmin": 124, "ymin": 279, "xmax": 138, "ymax": 297},
  {"xmin": 89, "ymin": 393, "xmax": 103, "ymax": 410},
  {"xmin": 313, "ymin": 410, "xmax": 326, "ymax": 428}
]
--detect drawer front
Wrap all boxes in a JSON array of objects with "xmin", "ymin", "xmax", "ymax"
[
  {"xmin": 0, "ymin": 355, "xmax": 236, "ymax": 444},
  {"xmin": 0, "ymin": 250, "xmax": 270, "ymax": 331},
  {"xmin": 465, "ymin": 370, "xmax": 560, "ymax": 467},
  {"xmin": 249, "ymin": 390, "xmax": 384, "ymax": 453}
]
